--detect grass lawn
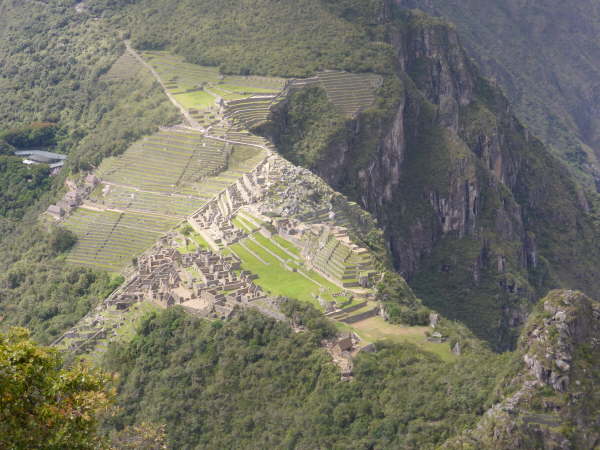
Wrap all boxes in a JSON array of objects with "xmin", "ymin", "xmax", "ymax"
[
  {"xmin": 177, "ymin": 230, "xmax": 210, "ymax": 253},
  {"xmin": 232, "ymin": 216, "xmax": 254, "ymax": 233},
  {"xmin": 252, "ymin": 234, "xmax": 294, "ymax": 262},
  {"xmin": 239, "ymin": 210, "xmax": 265, "ymax": 226},
  {"xmin": 173, "ymin": 90, "xmax": 216, "ymax": 109},
  {"xmin": 210, "ymin": 87, "xmax": 247, "ymax": 101},
  {"xmin": 228, "ymin": 146, "xmax": 264, "ymax": 168},
  {"xmin": 218, "ymin": 83, "xmax": 280, "ymax": 94},
  {"xmin": 229, "ymin": 235, "xmax": 357, "ymax": 308},
  {"xmin": 230, "ymin": 242, "xmax": 323, "ymax": 309},
  {"xmin": 273, "ymin": 235, "xmax": 301, "ymax": 257},
  {"xmin": 347, "ymin": 316, "xmax": 456, "ymax": 362}
]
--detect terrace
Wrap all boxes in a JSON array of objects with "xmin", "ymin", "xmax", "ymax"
[{"xmin": 316, "ymin": 71, "xmax": 383, "ymax": 118}]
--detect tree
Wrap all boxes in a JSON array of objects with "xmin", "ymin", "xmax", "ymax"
[
  {"xmin": 0, "ymin": 328, "xmax": 112, "ymax": 449},
  {"xmin": 180, "ymin": 224, "xmax": 193, "ymax": 236},
  {"xmin": 49, "ymin": 228, "xmax": 78, "ymax": 254}
]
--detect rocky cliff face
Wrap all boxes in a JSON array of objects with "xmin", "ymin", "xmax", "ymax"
[
  {"xmin": 267, "ymin": 7, "xmax": 600, "ymax": 350},
  {"xmin": 396, "ymin": 0, "xmax": 600, "ymax": 189},
  {"xmin": 443, "ymin": 290, "xmax": 600, "ymax": 449}
]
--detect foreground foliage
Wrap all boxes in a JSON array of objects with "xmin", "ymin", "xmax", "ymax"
[
  {"xmin": 103, "ymin": 307, "xmax": 516, "ymax": 449},
  {"xmin": 0, "ymin": 328, "xmax": 111, "ymax": 449}
]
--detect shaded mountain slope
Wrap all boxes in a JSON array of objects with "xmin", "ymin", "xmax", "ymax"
[{"xmin": 396, "ymin": 0, "xmax": 600, "ymax": 189}]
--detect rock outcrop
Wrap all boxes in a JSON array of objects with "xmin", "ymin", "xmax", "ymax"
[{"xmin": 443, "ymin": 290, "xmax": 600, "ymax": 449}]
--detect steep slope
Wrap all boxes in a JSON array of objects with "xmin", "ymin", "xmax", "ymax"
[
  {"xmin": 102, "ymin": 306, "xmax": 510, "ymax": 449},
  {"xmin": 89, "ymin": 0, "xmax": 600, "ymax": 350},
  {"xmin": 90, "ymin": 0, "xmax": 396, "ymax": 77},
  {"xmin": 102, "ymin": 291, "xmax": 599, "ymax": 448},
  {"xmin": 265, "ymin": 8, "xmax": 600, "ymax": 350},
  {"xmin": 396, "ymin": 0, "xmax": 600, "ymax": 188},
  {"xmin": 445, "ymin": 290, "xmax": 600, "ymax": 449}
]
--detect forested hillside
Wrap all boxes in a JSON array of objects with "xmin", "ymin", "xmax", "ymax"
[
  {"xmin": 0, "ymin": 0, "xmax": 178, "ymax": 342},
  {"xmin": 93, "ymin": 0, "xmax": 395, "ymax": 77},
  {"xmin": 102, "ymin": 306, "xmax": 513, "ymax": 449},
  {"xmin": 263, "ymin": 6, "xmax": 600, "ymax": 349},
  {"xmin": 397, "ymin": 0, "xmax": 600, "ymax": 188}
]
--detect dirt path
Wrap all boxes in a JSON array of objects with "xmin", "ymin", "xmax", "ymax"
[{"xmin": 125, "ymin": 41, "xmax": 202, "ymax": 130}]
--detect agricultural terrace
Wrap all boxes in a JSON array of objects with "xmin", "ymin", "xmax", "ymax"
[
  {"xmin": 64, "ymin": 208, "xmax": 178, "ymax": 272},
  {"xmin": 316, "ymin": 71, "xmax": 382, "ymax": 118},
  {"xmin": 141, "ymin": 51, "xmax": 286, "ymax": 129},
  {"xmin": 96, "ymin": 129, "xmax": 230, "ymax": 197},
  {"xmin": 101, "ymin": 51, "xmax": 143, "ymax": 81},
  {"xmin": 65, "ymin": 127, "xmax": 267, "ymax": 272},
  {"xmin": 223, "ymin": 95, "xmax": 282, "ymax": 130},
  {"xmin": 300, "ymin": 225, "xmax": 377, "ymax": 288}
]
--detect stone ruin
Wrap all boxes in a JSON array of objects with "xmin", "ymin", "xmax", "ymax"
[
  {"xmin": 275, "ymin": 218, "xmax": 376, "ymax": 288},
  {"xmin": 106, "ymin": 238, "xmax": 267, "ymax": 320},
  {"xmin": 46, "ymin": 173, "xmax": 99, "ymax": 220},
  {"xmin": 324, "ymin": 331, "xmax": 368, "ymax": 381},
  {"xmin": 189, "ymin": 156, "xmax": 271, "ymax": 246}
]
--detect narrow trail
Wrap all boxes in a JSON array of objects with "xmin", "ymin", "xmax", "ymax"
[{"xmin": 125, "ymin": 41, "xmax": 201, "ymax": 130}]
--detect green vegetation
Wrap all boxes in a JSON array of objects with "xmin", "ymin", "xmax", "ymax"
[
  {"xmin": 266, "ymin": 75, "xmax": 403, "ymax": 198},
  {"xmin": 64, "ymin": 129, "xmax": 266, "ymax": 272},
  {"xmin": 0, "ymin": 0, "xmax": 180, "ymax": 339},
  {"xmin": 141, "ymin": 50, "xmax": 286, "ymax": 128},
  {"xmin": 96, "ymin": 0, "xmax": 396, "ymax": 78},
  {"xmin": 0, "ymin": 2, "xmax": 179, "ymax": 172},
  {"xmin": 173, "ymin": 90, "xmax": 216, "ymax": 110},
  {"xmin": 348, "ymin": 316, "xmax": 455, "ymax": 362},
  {"xmin": 231, "ymin": 241, "xmax": 321, "ymax": 309},
  {"xmin": 97, "ymin": 130, "xmax": 229, "ymax": 195},
  {"xmin": 0, "ymin": 156, "xmax": 51, "ymax": 219},
  {"xmin": 0, "ymin": 122, "xmax": 56, "ymax": 150},
  {"xmin": 64, "ymin": 208, "xmax": 179, "ymax": 273},
  {"xmin": 229, "ymin": 234, "xmax": 355, "ymax": 309},
  {"xmin": 0, "ymin": 328, "xmax": 111, "ymax": 449},
  {"xmin": 401, "ymin": 0, "xmax": 600, "ymax": 188},
  {"xmin": 270, "ymin": 86, "xmax": 348, "ymax": 167},
  {"xmin": 0, "ymin": 224, "xmax": 122, "ymax": 344},
  {"xmin": 102, "ymin": 307, "xmax": 517, "ymax": 448},
  {"xmin": 177, "ymin": 227, "xmax": 211, "ymax": 253}
]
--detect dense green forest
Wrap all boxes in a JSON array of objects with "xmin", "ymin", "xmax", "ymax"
[
  {"xmin": 0, "ymin": 225, "xmax": 122, "ymax": 344},
  {"xmin": 0, "ymin": 156, "xmax": 51, "ymax": 219},
  {"xmin": 93, "ymin": 0, "xmax": 396, "ymax": 77},
  {"xmin": 0, "ymin": 122, "xmax": 57, "ymax": 149},
  {"xmin": 0, "ymin": 0, "xmax": 178, "ymax": 168},
  {"xmin": 102, "ymin": 307, "xmax": 516, "ymax": 449}
]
